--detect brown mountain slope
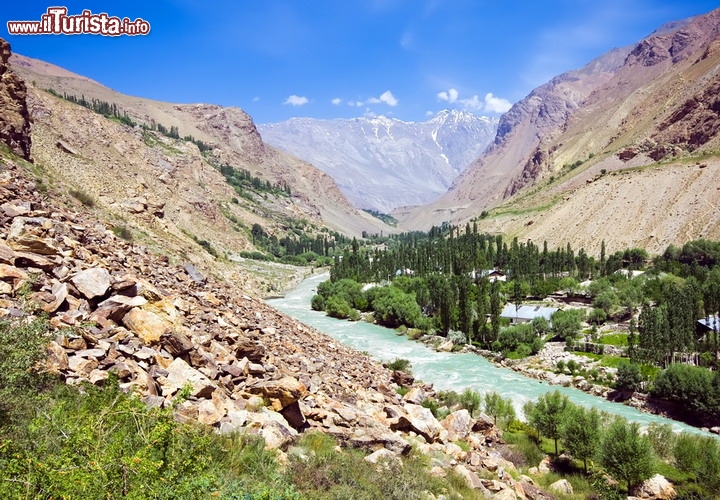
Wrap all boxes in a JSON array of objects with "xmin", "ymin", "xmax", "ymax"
[
  {"xmin": 6, "ymin": 51, "xmax": 391, "ymax": 296},
  {"xmin": 392, "ymin": 45, "xmax": 631, "ymax": 229},
  {"xmin": 10, "ymin": 52, "xmax": 390, "ymax": 240},
  {"xmin": 396, "ymin": 7, "xmax": 720, "ymax": 256}
]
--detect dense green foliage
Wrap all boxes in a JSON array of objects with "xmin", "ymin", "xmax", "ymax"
[
  {"xmin": 615, "ymin": 361, "xmax": 643, "ymax": 392},
  {"xmin": 561, "ymin": 405, "xmax": 602, "ymax": 473},
  {"xmin": 220, "ymin": 164, "xmax": 291, "ymax": 199},
  {"xmin": 523, "ymin": 390, "xmax": 571, "ymax": 455},
  {"xmin": 651, "ymin": 363, "xmax": 720, "ymax": 421},
  {"xmin": 361, "ymin": 209, "xmax": 398, "ymax": 227},
  {"xmin": 505, "ymin": 388, "xmax": 720, "ymax": 497}
]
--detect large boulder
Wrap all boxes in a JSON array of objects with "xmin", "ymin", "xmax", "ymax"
[
  {"xmin": 549, "ymin": 478, "xmax": 574, "ymax": 495},
  {"xmin": 246, "ymin": 376, "xmax": 308, "ymax": 411},
  {"xmin": 246, "ymin": 407, "xmax": 298, "ymax": 450},
  {"xmin": 391, "ymin": 404, "xmax": 444, "ymax": 443},
  {"xmin": 122, "ymin": 307, "xmax": 172, "ymax": 344},
  {"xmin": 71, "ymin": 268, "xmax": 111, "ymax": 299},
  {"xmin": 159, "ymin": 357, "xmax": 216, "ymax": 398},
  {"xmin": 631, "ymin": 474, "xmax": 676, "ymax": 499},
  {"xmin": 441, "ymin": 409, "xmax": 473, "ymax": 441},
  {"xmin": 454, "ymin": 464, "xmax": 486, "ymax": 490}
]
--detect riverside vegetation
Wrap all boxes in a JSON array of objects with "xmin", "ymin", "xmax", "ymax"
[{"xmin": 313, "ymin": 224, "xmax": 720, "ymax": 428}]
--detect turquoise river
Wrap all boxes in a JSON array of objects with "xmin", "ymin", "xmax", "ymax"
[{"xmin": 267, "ymin": 273, "xmax": 707, "ymax": 435}]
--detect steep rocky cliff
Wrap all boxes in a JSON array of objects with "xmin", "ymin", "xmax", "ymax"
[{"xmin": 0, "ymin": 39, "xmax": 31, "ymax": 161}]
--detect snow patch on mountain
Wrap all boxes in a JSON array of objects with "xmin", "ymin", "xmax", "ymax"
[{"xmin": 258, "ymin": 110, "xmax": 498, "ymax": 212}]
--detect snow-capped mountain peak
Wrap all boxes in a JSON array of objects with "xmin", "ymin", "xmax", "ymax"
[{"xmin": 257, "ymin": 112, "xmax": 499, "ymax": 212}]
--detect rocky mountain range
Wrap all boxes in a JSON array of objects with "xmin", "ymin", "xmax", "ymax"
[
  {"xmin": 258, "ymin": 111, "xmax": 498, "ymax": 212},
  {"xmin": 395, "ymin": 7, "xmax": 720, "ymax": 255}
]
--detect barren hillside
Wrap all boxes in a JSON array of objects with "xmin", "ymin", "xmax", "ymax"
[
  {"xmin": 395, "ymin": 7, "xmax": 720, "ymax": 256},
  {"xmin": 8, "ymin": 52, "xmax": 393, "ymax": 296}
]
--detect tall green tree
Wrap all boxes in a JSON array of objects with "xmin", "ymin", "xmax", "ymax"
[
  {"xmin": 489, "ymin": 280, "xmax": 501, "ymax": 341},
  {"xmin": 524, "ymin": 390, "xmax": 571, "ymax": 455},
  {"xmin": 483, "ymin": 391, "xmax": 516, "ymax": 428},
  {"xmin": 561, "ymin": 405, "xmax": 602, "ymax": 473},
  {"xmin": 600, "ymin": 417, "xmax": 656, "ymax": 493}
]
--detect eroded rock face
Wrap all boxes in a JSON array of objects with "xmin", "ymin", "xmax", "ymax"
[{"xmin": 0, "ymin": 38, "xmax": 31, "ymax": 160}]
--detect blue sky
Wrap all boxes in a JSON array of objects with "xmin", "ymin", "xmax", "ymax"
[{"xmin": 4, "ymin": 1, "xmax": 719, "ymax": 124}]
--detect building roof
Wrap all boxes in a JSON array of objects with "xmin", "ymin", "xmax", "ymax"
[
  {"xmin": 500, "ymin": 304, "xmax": 558, "ymax": 321},
  {"xmin": 698, "ymin": 315, "xmax": 720, "ymax": 332}
]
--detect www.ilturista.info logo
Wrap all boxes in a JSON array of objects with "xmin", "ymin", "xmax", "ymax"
[{"xmin": 7, "ymin": 7, "xmax": 150, "ymax": 36}]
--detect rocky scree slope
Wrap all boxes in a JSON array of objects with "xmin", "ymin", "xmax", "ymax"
[{"xmin": 259, "ymin": 111, "xmax": 498, "ymax": 213}]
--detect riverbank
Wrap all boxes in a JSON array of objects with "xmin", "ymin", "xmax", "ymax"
[{"xmin": 418, "ymin": 334, "xmax": 720, "ymax": 433}]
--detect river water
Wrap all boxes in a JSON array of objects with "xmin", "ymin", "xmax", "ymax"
[{"xmin": 267, "ymin": 273, "xmax": 706, "ymax": 435}]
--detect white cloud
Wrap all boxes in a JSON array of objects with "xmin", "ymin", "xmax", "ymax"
[
  {"xmin": 425, "ymin": 110, "xmax": 434, "ymax": 116},
  {"xmin": 459, "ymin": 95, "xmax": 482, "ymax": 110},
  {"xmin": 355, "ymin": 90, "xmax": 399, "ymax": 108},
  {"xmin": 331, "ymin": 97, "xmax": 342, "ymax": 105},
  {"xmin": 437, "ymin": 88, "xmax": 458, "ymax": 103},
  {"xmin": 436, "ymin": 88, "xmax": 512, "ymax": 114},
  {"xmin": 483, "ymin": 93, "xmax": 512, "ymax": 113},
  {"xmin": 252, "ymin": 96, "xmax": 260, "ymax": 102},
  {"xmin": 379, "ymin": 90, "xmax": 398, "ymax": 106},
  {"xmin": 283, "ymin": 95, "xmax": 309, "ymax": 106},
  {"xmin": 363, "ymin": 108, "xmax": 377, "ymax": 118}
]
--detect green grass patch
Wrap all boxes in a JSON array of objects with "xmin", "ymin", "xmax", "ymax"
[
  {"xmin": 69, "ymin": 188, "xmax": 95, "ymax": 207},
  {"xmin": 572, "ymin": 351, "xmax": 625, "ymax": 368},
  {"xmin": 597, "ymin": 333, "xmax": 628, "ymax": 346},
  {"xmin": 502, "ymin": 431, "xmax": 546, "ymax": 468}
]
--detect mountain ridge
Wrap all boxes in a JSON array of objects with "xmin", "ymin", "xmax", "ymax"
[
  {"xmin": 393, "ymin": 7, "xmax": 720, "ymax": 255},
  {"xmin": 258, "ymin": 110, "xmax": 498, "ymax": 212}
]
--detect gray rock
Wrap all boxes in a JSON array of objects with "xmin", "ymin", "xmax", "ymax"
[{"xmin": 71, "ymin": 267, "xmax": 111, "ymax": 299}]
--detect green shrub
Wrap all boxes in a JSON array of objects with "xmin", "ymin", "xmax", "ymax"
[
  {"xmin": 111, "ymin": 225, "xmax": 133, "ymax": 242},
  {"xmin": 311, "ymin": 294, "xmax": 325, "ymax": 311},
  {"xmin": 386, "ymin": 358, "xmax": 412, "ymax": 373},
  {"xmin": 459, "ymin": 388, "xmax": 482, "ymax": 417},
  {"xmin": 325, "ymin": 296, "xmax": 352, "ymax": 319},
  {"xmin": 69, "ymin": 189, "xmax": 95, "ymax": 207}
]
